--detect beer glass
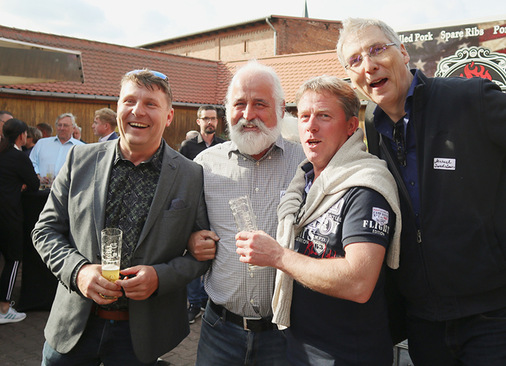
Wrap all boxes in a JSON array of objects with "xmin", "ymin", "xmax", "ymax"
[
  {"xmin": 229, "ymin": 196, "xmax": 260, "ymax": 270},
  {"xmin": 101, "ymin": 228, "xmax": 122, "ymax": 287}
]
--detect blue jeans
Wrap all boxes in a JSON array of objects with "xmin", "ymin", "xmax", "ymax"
[
  {"xmin": 41, "ymin": 316, "xmax": 157, "ymax": 366},
  {"xmin": 196, "ymin": 303, "xmax": 289, "ymax": 366},
  {"xmin": 187, "ymin": 276, "xmax": 207, "ymax": 307},
  {"xmin": 407, "ymin": 306, "xmax": 506, "ymax": 365}
]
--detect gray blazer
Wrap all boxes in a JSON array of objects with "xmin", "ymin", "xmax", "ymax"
[{"xmin": 32, "ymin": 140, "xmax": 209, "ymax": 362}]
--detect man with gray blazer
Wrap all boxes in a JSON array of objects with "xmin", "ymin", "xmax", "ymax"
[{"xmin": 32, "ymin": 69, "xmax": 209, "ymax": 365}]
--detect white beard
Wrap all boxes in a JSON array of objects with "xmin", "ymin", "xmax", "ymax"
[{"xmin": 229, "ymin": 118, "xmax": 281, "ymax": 156}]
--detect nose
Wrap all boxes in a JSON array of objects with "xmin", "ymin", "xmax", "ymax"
[
  {"xmin": 131, "ymin": 102, "xmax": 145, "ymax": 116},
  {"xmin": 242, "ymin": 103, "xmax": 256, "ymax": 121},
  {"xmin": 361, "ymin": 54, "xmax": 379, "ymax": 73},
  {"xmin": 306, "ymin": 115, "xmax": 319, "ymax": 132}
]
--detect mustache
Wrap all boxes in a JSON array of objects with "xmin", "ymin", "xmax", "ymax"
[{"xmin": 234, "ymin": 118, "xmax": 270, "ymax": 133}]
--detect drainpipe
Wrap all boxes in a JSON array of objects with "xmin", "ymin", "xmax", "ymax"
[{"xmin": 265, "ymin": 17, "xmax": 277, "ymax": 56}]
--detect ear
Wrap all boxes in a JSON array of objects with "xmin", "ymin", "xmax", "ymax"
[
  {"xmin": 280, "ymin": 100, "xmax": 286, "ymax": 119},
  {"xmin": 400, "ymin": 44, "xmax": 410, "ymax": 66},
  {"xmin": 348, "ymin": 116, "xmax": 359, "ymax": 136},
  {"xmin": 166, "ymin": 108, "xmax": 174, "ymax": 128}
]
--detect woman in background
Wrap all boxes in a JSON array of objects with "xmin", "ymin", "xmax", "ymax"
[{"xmin": 0, "ymin": 119, "xmax": 39, "ymax": 323}]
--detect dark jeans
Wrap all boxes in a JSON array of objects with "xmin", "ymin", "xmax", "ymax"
[
  {"xmin": 187, "ymin": 276, "xmax": 207, "ymax": 307},
  {"xmin": 42, "ymin": 315, "xmax": 157, "ymax": 366},
  {"xmin": 407, "ymin": 306, "xmax": 506, "ymax": 366},
  {"xmin": 196, "ymin": 302, "xmax": 289, "ymax": 366}
]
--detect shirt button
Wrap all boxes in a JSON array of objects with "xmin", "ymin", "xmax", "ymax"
[
  {"xmin": 254, "ymin": 187, "xmax": 259, "ymax": 192},
  {"xmin": 410, "ymin": 181, "xmax": 415, "ymax": 186}
]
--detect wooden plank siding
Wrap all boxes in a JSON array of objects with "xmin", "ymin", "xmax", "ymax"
[{"xmin": 0, "ymin": 93, "xmax": 227, "ymax": 150}]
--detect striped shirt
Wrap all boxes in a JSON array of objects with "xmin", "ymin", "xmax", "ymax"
[{"xmin": 195, "ymin": 137, "xmax": 305, "ymax": 317}]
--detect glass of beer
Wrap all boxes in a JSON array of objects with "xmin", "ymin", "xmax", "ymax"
[
  {"xmin": 101, "ymin": 228, "xmax": 122, "ymax": 295},
  {"xmin": 46, "ymin": 164, "xmax": 55, "ymax": 188}
]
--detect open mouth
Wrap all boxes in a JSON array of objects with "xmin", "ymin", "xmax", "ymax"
[
  {"xmin": 370, "ymin": 78, "xmax": 387, "ymax": 88},
  {"xmin": 307, "ymin": 139, "xmax": 321, "ymax": 147},
  {"xmin": 129, "ymin": 122, "xmax": 149, "ymax": 129}
]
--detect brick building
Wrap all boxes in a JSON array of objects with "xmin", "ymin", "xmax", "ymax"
[{"xmin": 141, "ymin": 15, "xmax": 342, "ymax": 62}]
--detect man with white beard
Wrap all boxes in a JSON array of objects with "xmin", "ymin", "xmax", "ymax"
[{"xmin": 189, "ymin": 61, "xmax": 305, "ymax": 365}]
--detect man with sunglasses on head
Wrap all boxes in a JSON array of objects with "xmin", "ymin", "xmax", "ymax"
[
  {"xmin": 32, "ymin": 69, "xmax": 210, "ymax": 366},
  {"xmin": 337, "ymin": 18, "xmax": 506, "ymax": 365}
]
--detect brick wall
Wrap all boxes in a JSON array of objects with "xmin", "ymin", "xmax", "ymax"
[{"xmin": 149, "ymin": 17, "xmax": 342, "ymax": 62}]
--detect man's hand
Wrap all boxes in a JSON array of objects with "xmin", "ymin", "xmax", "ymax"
[
  {"xmin": 235, "ymin": 231, "xmax": 284, "ymax": 268},
  {"xmin": 188, "ymin": 230, "xmax": 219, "ymax": 261},
  {"xmin": 115, "ymin": 266, "xmax": 159, "ymax": 300},
  {"xmin": 76, "ymin": 264, "xmax": 122, "ymax": 304}
]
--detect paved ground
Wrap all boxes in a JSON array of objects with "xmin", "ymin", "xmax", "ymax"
[
  {"xmin": 0, "ymin": 261, "xmax": 200, "ymax": 366},
  {"xmin": 0, "ymin": 262, "xmax": 412, "ymax": 366}
]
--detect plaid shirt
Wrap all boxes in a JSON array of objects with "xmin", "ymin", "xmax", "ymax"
[{"xmin": 195, "ymin": 137, "xmax": 305, "ymax": 317}]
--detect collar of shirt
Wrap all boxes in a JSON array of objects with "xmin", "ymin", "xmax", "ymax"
[
  {"xmin": 374, "ymin": 69, "xmax": 420, "ymax": 138},
  {"xmin": 99, "ymin": 132, "xmax": 115, "ymax": 142},
  {"xmin": 302, "ymin": 162, "xmax": 314, "ymax": 196},
  {"xmin": 227, "ymin": 135, "xmax": 286, "ymax": 162},
  {"xmin": 112, "ymin": 139, "xmax": 164, "ymax": 171},
  {"xmin": 51, "ymin": 136, "xmax": 82, "ymax": 146}
]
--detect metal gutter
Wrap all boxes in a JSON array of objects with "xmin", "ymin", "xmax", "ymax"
[{"xmin": 265, "ymin": 17, "xmax": 277, "ymax": 56}]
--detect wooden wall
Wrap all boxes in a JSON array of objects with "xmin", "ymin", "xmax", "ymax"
[{"xmin": 0, "ymin": 93, "xmax": 227, "ymax": 150}]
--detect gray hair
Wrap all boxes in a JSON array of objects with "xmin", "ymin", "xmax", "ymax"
[
  {"xmin": 225, "ymin": 61, "xmax": 285, "ymax": 122},
  {"xmin": 336, "ymin": 18, "xmax": 402, "ymax": 67},
  {"xmin": 55, "ymin": 112, "xmax": 77, "ymax": 127}
]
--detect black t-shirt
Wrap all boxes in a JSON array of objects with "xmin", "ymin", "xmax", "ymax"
[{"xmin": 289, "ymin": 187, "xmax": 395, "ymax": 364}]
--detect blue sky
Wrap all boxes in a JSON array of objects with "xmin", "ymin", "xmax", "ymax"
[{"xmin": 0, "ymin": 0, "xmax": 504, "ymax": 47}]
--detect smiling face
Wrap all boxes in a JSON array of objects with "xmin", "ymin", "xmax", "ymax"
[
  {"xmin": 227, "ymin": 70, "xmax": 282, "ymax": 158},
  {"xmin": 117, "ymin": 80, "xmax": 174, "ymax": 161},
  {"xmin": 297, "ymin": 90, "xmax": 358, "ymax": 179},
  {"xmin": 342, "ymin": 25, "xmax": 412, "ymax": 120}
]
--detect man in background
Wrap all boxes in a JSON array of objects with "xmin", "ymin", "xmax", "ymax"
[
  {"xmin": 36, "ymin": 123, "xmax": 53, "ymax": 138},
  {"xmin": 30, "ymin": 113, "xmax": 84, "ymax": 180},
  {"xmin": 0, "ymin": 111, "xmax": 13, "ymax": 140},
  {"xmin": 92, "ymin": 108, "xmax": 118, "ymax": 142},
  {"xmin": 179, "ymin": 105, "xmax": 225, "ymax": 160}
]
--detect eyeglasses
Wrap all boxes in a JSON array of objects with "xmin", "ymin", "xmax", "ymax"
[
  {"xmin": 126, "ymin": 69, "xmax": 168, "ymax": 81},
  {"xmin": 200, "ymin": 117, "xmax": 217, "ymax": 122},
  {"xmin": 393, "ymin": 122, "xmax": 406, "ymax": 167},
  {"xmin": 345, "ymin": 43, "xmax": 396, "ymax": 70}
]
